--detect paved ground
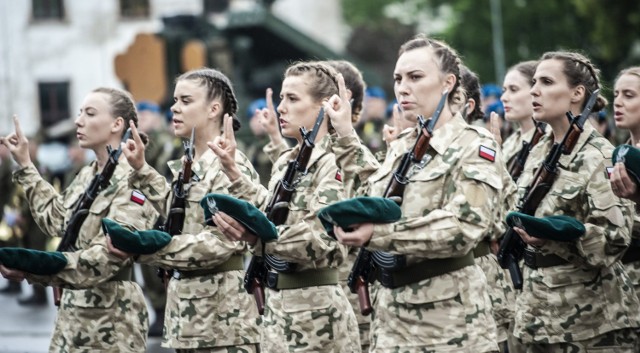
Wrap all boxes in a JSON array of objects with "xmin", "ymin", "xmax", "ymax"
[{"xmin": 0, "ymin": 277, "xmax": 173, "ymax": 353}]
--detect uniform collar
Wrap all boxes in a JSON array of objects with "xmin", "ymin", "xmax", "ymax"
[
  {"xmin": 168, "ymin": 148, "xmax": 216, "ymax": 181},
  {"xmin": 428, "ymin": 112, "xmax": 467, "ymax": 156}
]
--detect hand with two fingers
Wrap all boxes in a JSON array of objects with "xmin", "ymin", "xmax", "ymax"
[
  {"xmin": 121, "ymin": 120, "xmax": 147, "ymax": 171},
  {"xmin": 489, "ymin": 111, "xmax": 503, "ymax": 145},
  {"xmin": 259, "ymin": 88, "xmax": 284, "ymax": 146},
  {"xmin": 0, "ymin": 115, "xmax": 32, "ymax": 168},
  {"xmin": 208, "ymin": 114, "xmax": 242, "ymax": 181},
  {"xmin": 323, "ymin": 73, "xmax": 353, "ymax": 138},
  {"xmin": 382, "ymin": 103, "xmax": 403, "ymax": 145}
]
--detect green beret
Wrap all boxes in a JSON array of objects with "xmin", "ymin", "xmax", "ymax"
[
  {"xmin": 317, "ymin": 196, "xmax": 402, "ymax": 235},
  {"xmin": 0, "ymin": 248, "xmax": 67, "ymax": 275},
  {"xmin": 101, "ymin": 218, "xmax": 171, "ymax": 255},
  {"xmin": 612, "ymin": 144, "xmax": 640, "ymax": 185},
  {"xmin": 200, "ymin": 193, "xmax": 278, "ymax": 242},
  {"xmin": 506, "ymin": 212, "xmax": 585, "ymax": 242}
]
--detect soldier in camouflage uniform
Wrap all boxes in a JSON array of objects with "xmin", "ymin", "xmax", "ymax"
[
  {"xmin": 327, "ymin": 35, "xmax": 501, "ymax": 352},
  {"xmin": 112, "ymin": 68, "xmax": 261, "ymax": 353},
  {"xmin": 510, "ymin": 52, "xmax": 640, "ymax": 352},
  {"xmin": 209, "ymin": 61, "xmax": 360, "ymax": 353},
  {"xmin": 610, "ymin": 67, "xmax": 640, "ymax": 300},
  {"xmin": 0, "ymin": 87, "xmax": 159, "ymax": 352}
]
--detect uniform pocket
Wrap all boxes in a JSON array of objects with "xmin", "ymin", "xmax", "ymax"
[
  {"xmin": 281, "ymin": 287, "xmax": 339, "ymax": 352},
  {"xmin": 63, "ymin": 284, "xmax": 118, "ymax": 349},
  {"xmin": 174, "ymin": 276, "xmax": 221, "ymax": 338}
]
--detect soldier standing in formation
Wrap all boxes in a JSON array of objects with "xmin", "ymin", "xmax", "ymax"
[{"xmin": 0, "ymin": 87, "xmax": 159, "ymax": 352}]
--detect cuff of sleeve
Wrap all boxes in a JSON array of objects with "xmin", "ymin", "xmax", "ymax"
[
  {"xmin": 12, "ymin": 163, "xmax": 39, "ymax": 184},
  {"xmin": 332, "ymin": 130, "xmax": 360, "ymax": 148},
  {"xmin": 367, "ymin": 223, "xmax": 395, "ymax": 250},
  {"xmin": 228, "ymin": 173, "xmax": 256, "ymax": 198},
  {"xmin": 128, "ymin": 162, "xmax": 155, "ymax": 189},
  {"xmin": 263, "ymin": 140, "xmax": 289, "ymax": 155}
]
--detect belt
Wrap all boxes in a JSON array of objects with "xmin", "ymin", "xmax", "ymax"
[
  {"xmin": 265, "ymin": 268, "xmax": 338, "ymax": 290},
  {"xmin": 473, "ymin": 240, "xmax": 491, "ymax": 258},
  {"xmin": 622, "ymin": 249, "xmax": 640, "ymax": 264},
  {"xmin": 377, "ymin": 252, "xmax": 475, "ymax": 289},
  {"xmin": 172, "ymin": 255, "xmax": 244, "ymax": 280},
  {"xmin": 109, "ymin": 266, "xmax": 133, "ymax": 282},
  {"xmin": 523, "ymin": 249, "xmax": 569, "ymax": 269}
]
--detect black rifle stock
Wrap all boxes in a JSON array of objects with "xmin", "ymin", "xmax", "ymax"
[
  {"xmin": 497, "ymin": 89, "xmax": 600, "ymax": 289},
  {"xmin": 159, "ymin": 128, "xmax": 195, "ymax": 288},
  {"xmin": 508, "ymin": 121, "xmax": 547, "ymax": 181},
  {"xmin": 348, "ymin": 90, "xmax": 449, "ymax": 315},
  {"xmin": 244, "ymin": 108, "xmax": 325, "ymax": 315},
  {"xmin": 53, "ymin": 129, "xmax": 131, "ymax": 306}
]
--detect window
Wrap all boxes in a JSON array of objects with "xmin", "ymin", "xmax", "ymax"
[
  {"xmin": 203, "ymin": 0, "xmax": 230, "ymax": 14},
  {"xmin": 38, "ymin": 82, "xmax": 70, "ymax": 128},
  {"xmin": 120, "ymin": 0, "xmax": 150, "ymax": 18},
  {"xmin": 32, "ymin": 0, "xmax": 65, "ymax": 20}
]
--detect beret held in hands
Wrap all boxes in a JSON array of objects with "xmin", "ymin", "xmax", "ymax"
[
  {"xmin": 0, "ymin": 248, "xmax": 67, "ymax": 275},
  {"xmin": 612, "ymin": 144, "xmax": 640, "ymax": 185},
  {"xmin": 506, "ymin": 212, "xmax": 585, "ymax": 242},
  {"xmin": 101, "ymin": 218, "xmax": 171, "ymax": 255},
  {"xmin": 317, "ymin": 196, "xmax": 402, "ymax": 235},
  {"xmin": 200, "ymin": 193, "xmax": 278, "ymax": 242}
]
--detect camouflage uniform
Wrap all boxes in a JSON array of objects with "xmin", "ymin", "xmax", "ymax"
[
  {"xmin": 513, "ymin": 122, "xmax": 640, "ymax": 351},
  {"xmin": 129, "ymin": 148, "xmax": 261, "ymax": 351},
  {"xmin": 332, "ymin": 113, "xmax": 501, "ymax": 352},
  {"xmin": 622, "ymin": 210, "xmax": 640, "ymax": 301},
  {"xmin": 228, "ymin": 135, "xmax": 360, "ymax": 353},
  {"xmin": 13, "ymin": 159, "xmax": 158, "ymax": 352},
  {"xmin": 502, "ymin": 127, "xmax": 536, "ymax": 167}
]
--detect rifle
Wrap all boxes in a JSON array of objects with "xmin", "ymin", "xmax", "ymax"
[
  {"xmin": 348, "ymin": 90, "xmax": 449, "ymax": 315},
  {"xmin": 497, "ymin": 89, "xmax": 599, "ymax": 289},
  {"xmin": 244, "ymin": 107, "xmax": 325, "ymax": 315},
  {"xmin": 158, "ymin": 128, "xmax": 195, "ymax": 287},
  {"xmin": 53, "ymin": 129, "xmax": 131, "ymax": 306},
  {"xmin": 507, "ymin": 120, "xmax": 547, "ymax": 181}
]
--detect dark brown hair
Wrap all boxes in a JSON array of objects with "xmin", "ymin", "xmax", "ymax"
[
  {"xmin": 177, "ymin": 68, "xmax": 241, "ymax": 131},
  {"xmin": 326, "ymin": 60, "xmax": 365, "ymax": 124},
  {"xmin": 92, "ymin": 87, "xmax": 149, "ymax": 145}
]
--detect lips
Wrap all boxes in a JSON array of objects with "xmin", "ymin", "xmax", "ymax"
[{"xmin": 279, "ymin": 119, "xmax": 288, "ymax": 128}]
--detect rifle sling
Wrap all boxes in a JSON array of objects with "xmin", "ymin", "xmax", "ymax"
[
  {"xmin": 377, "ymin": 252, "xmax": 475, "ymax": 289},
  {"xmin": 265, "ymin": 268, "xmax": 338, "ymax": 290},
  {"xmin": 473, "ymin": 239, "xmax": 491, "ymax": 258},
  {"xmin": 109, "ymin": 266, "xmax": 133, "ymax": 282},
  {"xmin": 172, "ymin": 255, "xmax": 244, "ymax": 279},
  {"xmin": 523, "ymin": 249, "xmax": 569, "ymax": 269}
]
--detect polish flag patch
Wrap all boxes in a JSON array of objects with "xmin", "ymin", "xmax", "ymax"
[
  {"xmin": 130, "ymin": 190, "xmax": 146, "ymax": 205},
  {"xmin": 335, "ymin": 171, "xmax": 342, "ymax": 182},
  {"xmin": 478, "ymin": 145, "xmax": 496, "ymax": 162},
  {"xmin": 605, "ymin": 166, "xmax": 614, "ymax": 179}
]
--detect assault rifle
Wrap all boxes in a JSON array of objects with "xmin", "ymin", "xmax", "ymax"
[
  {"xmin": 349, "ymin": 90, "xmax": 449, "ymax": 315},
  {"xmin": 507, "ymin": 121, "xmax": 547, "ymax": 181},
  {"xmin": 158, "ymin": 128, "xmax": 195, "ymax": 287},
  {"xmin": 244, "ymin": 107, "xmax": 325, "ymax": 315},
  {"xmin": 53, "ymin": 129, "xmax": 131, "ymax": 306},
  {"xmin": 497, "ymin": 89, "xmax": 599, "ymax": 289}
]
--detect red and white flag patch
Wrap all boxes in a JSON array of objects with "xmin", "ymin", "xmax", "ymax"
[
  {"xmin": 130, "ymin": 190, "xmax": 146, "ymax": 205},
  {"xmin": 335, "ymin": 171, "xmax": 342, "ymax": 182},
  {"xmin": 605, "ymin": 166, "xmax": 614, "ymax": 179},
  {"xmin": 479, "ymin": 145, "xmax": 496, "ymax": 162}
]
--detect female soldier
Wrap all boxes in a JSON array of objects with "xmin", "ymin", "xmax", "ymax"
[
  {"xmin": 0, "ymin": 87, "xmax": 159, "ymax": 352},
  {"xmin": 208, "ymin": 61, "xmax": 360, "ymax": 352},
  {"xmin": 510, "ymin": 52, "xmax": 639, "ymax": 352},
  {"xmin": 112, "ymin": 68, "xmax": 262, "ymax": 352},
  {"xmin": 610, "ymin": 66, "xmax": 640, "ymax": 299},
  {"xmin": 327, "ymin": 34, "xmax": 502, "ymax": 352}
]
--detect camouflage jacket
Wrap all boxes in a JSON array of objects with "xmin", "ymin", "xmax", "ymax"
[
  {"xmin": 513, "ymin": 122, "xmax": 640, "ymax": 343},
  {"xmin": 332, "ymin": 113, "xmax": 501, "ymax": 352},
  {"xmin": 624, "ymin": 210, "xmax": 640, "ymax": 294},
  {"xmin": 130, "ymin": 148, "xmax": 261, "ymax": 349},
  {"xmin": 14, "ymin": 159, "xmax": 158, "ymax": 352},
  {"xmin": 502, "ymin": 126, "xmax": 535, "ymax": 167}
]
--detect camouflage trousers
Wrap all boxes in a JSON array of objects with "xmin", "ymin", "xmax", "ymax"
[
  {"xmin": 175, "ymin": 344, "xmax": 260, "ymax": 353},
  {"xmin": 522, "ymin": 328, "xmax": 638, "ymax": 353}
]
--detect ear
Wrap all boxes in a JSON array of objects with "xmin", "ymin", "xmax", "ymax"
[
  {"xmin": 467, "ymin": 98, "xmax": 476, "ymax": 112},
  {"xmin": 111, "ymin": 117, "xmax": 125, "ymax": 134},
  {"xmin": 345, "ymin": 89, "xmax": 353, "ymax": 101},
  {"xmin": 209, "ymin": 101, "xmax": 222, "ymax": 120},
  {"xmin": 571, "ymin": 85, "xmax": 586, "ymax": 104},
  {"xmin": 444, "ymin": 73, "xmax": 456, "ymax": 93}
]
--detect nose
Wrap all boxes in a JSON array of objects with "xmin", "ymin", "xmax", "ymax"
[
  {"xmin": 276, "ymin": 101, "xmax": 285, "ymax": 115},
  {"xmin": 529, "ymin": 84, "xmax": 539, "ymax": 97},
  {"xmin": 74, "ymin": 113, "xmax": 83, "ymax": 127},
  {"xmin": 613, "ymin": 95, "xmax": 622, "ymax": 108},
  {"xmin": 395, "ymin": 79, "xmax": 409, "ymax": 98},
  {"xmin": 170, "ymin": 101, "xmax": 179, "ymax": 115}
]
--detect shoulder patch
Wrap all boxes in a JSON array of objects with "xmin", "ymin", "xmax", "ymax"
[
  {"xmin": 130, "ymin": 190, "xmax": 146, "ymax": 205},
  {"xmin": 605, "ymin": 166, "xmax": 614, "ymax": 179},
  {"xmin": 335, "ymin": 171, "xmax": 342, "ymax": 182},
  {"xmin": 479, "ymin": 145, "xmax": 496, "ymax": 162}
]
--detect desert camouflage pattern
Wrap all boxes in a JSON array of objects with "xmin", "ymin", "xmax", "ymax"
[
  {"xmin": 502, "ymin": 127, "xmax": 536, "ymax": 167},
  {"xmin": 228, "ymin": 135, "xmax": 359, "ymax": 352},
  {"xmin": 332, "ymin": 113, "xmax": 501, "ymax": 352},
  {"xmin": 130, "ymin": 148, "xmax": 261, "ymax": 349},
  {"xmin": 522, "ymin": 327, "xmax": 638, "ymax": 353},
  {"xmin": 623, "ymin": 210, "xmax": 640, "ymax": 300},
  {"xmin": 14, "ymin": 159, "xmax": 158, "ymax": 352},
  {"xmin": 512, "ymin": 122, "xmax": 640, "ymax": 344}
]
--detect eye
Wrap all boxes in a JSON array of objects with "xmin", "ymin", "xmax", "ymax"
[{"xmin": 393, "ymin": 76, "xmax": 401, "ymax": 84}]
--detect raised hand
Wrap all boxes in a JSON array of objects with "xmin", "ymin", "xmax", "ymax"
[
  {"xmin": 324, "ymin": 73, "xmax": 353, "ymax": 137},
  {"xmin": 121, "ymin": 120, "xmax": 146, "ymax": 170},
  {"xmin": 489, "ymin": 112, "xmax": 503, "ymax": 145},
  {"xmin": 208, "ymin": 114, "xmax": 241, "ymax": 181},
  {"xmin": 0, "ymin": 115, "xmax": 32, "ymax": 168},
  {"xmin": 382, "ymin": 103, "xmax": 403, "ymax": 145},
  {"xmin": 259, "ymin": 88, "xmax": 283, "ymax": 145}
]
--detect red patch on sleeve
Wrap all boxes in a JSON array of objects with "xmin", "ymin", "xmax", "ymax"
[
  {"xmin": 335, "ymin": 171, "xmax": 342, "ymax": 182},
  {"xmin": 130, "ymin": 190, "xmax": 146, "ymax": 205},
  {"xmin": 478, "ymin": 145, "xmax": 496, "ymax": 162}
]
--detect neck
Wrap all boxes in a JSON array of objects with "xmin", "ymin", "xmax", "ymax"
[
  {"xmin": 519, "ymin": 117, "xmax": 535, "ymax": 134},
  {"xmin": 630, "ymin": 129, "xmax": 640, "ymax": 146},
  {"xmin": 193, "ymin": 124, "xmax": 222, "ymax": 161},
  {"xmin": 296, "ymin": 128, "xmax": 327, "ymax": 146},
  {"xmin": 548, "ymin": 115, "xmax": 571, "ymax": 143},
  {"xmin": 432, "ymin": 105, "xmax": 454, "ymax": 131}
]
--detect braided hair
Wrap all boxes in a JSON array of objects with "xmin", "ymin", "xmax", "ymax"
[
  {"xmin": 326, "ymin": 60, "xmax": 365, "ymax": 124},
  {"xmin": 177, "ymin": 68, "xmax": 241, "ymax": 131},
  {"xmin": 284, "ymin": 61, "xmax": 340, "ymax": 101},
  {"xmin": 540, "ymin": 51, "xmax": 607, "ymax": 112}
]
